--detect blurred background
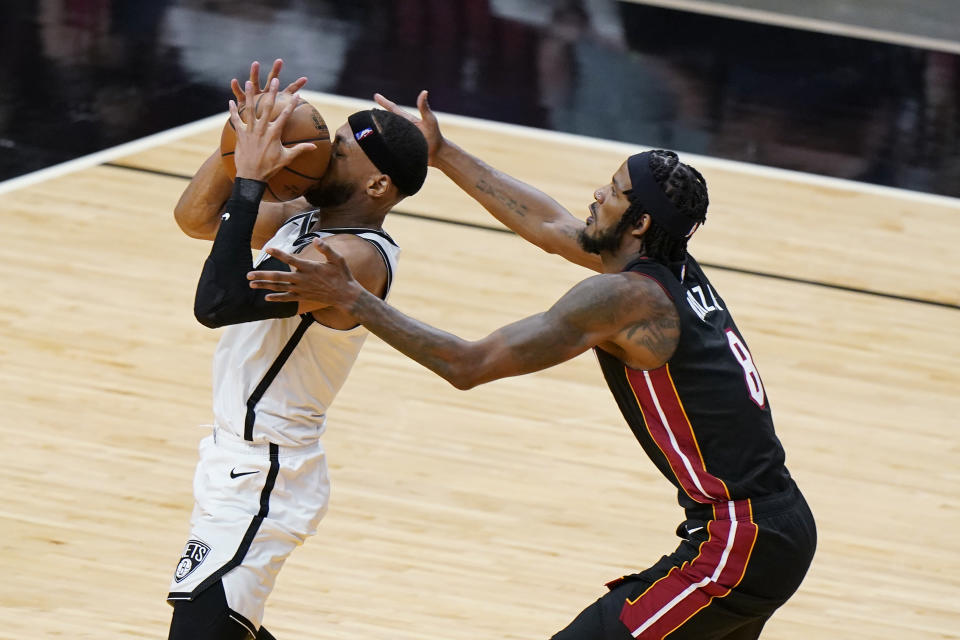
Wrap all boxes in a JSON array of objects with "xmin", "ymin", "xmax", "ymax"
[{"xmin": 1, "ymin": 0, "xmax": 958, "ymax": 197}]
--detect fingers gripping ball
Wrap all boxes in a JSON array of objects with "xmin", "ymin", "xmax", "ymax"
[{"xmin": 220, "ymin": 93, "xmax": 332, "ymax": 201}]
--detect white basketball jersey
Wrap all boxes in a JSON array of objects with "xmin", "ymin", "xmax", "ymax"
[{"xmin": 210, "ymin": 211, "xmax": 399, "ymax": 446}]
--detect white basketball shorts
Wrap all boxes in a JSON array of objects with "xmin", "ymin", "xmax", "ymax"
[{"xmin": 167, "ymin": 428, "xmax": 330, "ymax": 632}]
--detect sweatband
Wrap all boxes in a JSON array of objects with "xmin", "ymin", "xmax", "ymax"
[
  {"xmin": 348, "ymin": 110, "xmax": 425, "ymax": 195},
  {"xmin": 193, "ymin": 178, "xmax": 298, "ymax": 328},
  {"xmin": 627, "ymin": 152, "xmax": 700, "ymax": 239}
]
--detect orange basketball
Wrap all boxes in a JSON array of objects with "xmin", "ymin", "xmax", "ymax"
[{"xmin": 220, "ymin": 93, "xmax": 332, "ymax": 202}]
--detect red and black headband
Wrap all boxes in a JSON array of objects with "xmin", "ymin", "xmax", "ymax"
[
  {"xmin": 348, "ymin": 110, "xmax": 424, "ymax": 196},
  {"xmin": 626, "ymin": 151, "xmax": 701, "ymax": 239}
]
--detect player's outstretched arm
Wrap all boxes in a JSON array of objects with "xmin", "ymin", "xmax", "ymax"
[
  {"xmin": 174, "ymin": 59, "xmax": 310, "ymax": 248},
  {"xmin": 374, "ymin": 91, "xmax": 603, "ymax": 272},
  {"xmin": 248, "ymin": 240, "xmax": 675, "ymax": 386}
]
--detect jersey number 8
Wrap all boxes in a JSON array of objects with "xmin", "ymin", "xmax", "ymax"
[{"xmin": 725, "ymin": 329, "xmax": 766, "ymax": 407}]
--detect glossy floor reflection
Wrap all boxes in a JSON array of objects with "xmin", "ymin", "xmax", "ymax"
[{"xmin": 2, "ymin": 0, "xmax": 958, "ymax": 197}]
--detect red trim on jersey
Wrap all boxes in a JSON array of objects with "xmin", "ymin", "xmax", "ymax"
[
  {"xmin": 619, "ymin": 500, "xmax": 758, "ymax": 638},
  {"xmin": 625, "ymin": 365, "xmax": 730, "ymax": 503},
  {"xmin": 622, "ymin": 268, "xmax": 675, "ymax": 301}
]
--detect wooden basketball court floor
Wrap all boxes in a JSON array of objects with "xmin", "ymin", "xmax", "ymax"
[{"xmin": 1, "ymin": 92, "xmax": 958, "ymax": 639}]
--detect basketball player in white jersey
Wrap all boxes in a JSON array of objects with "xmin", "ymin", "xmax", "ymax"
[{"xmin": 165, "ymin": 60, "xmax": 428, "ymax": 640}]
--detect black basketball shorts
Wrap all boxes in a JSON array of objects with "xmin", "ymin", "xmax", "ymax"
[{"xmin": 552, "ymin": 482, "xmax": 816, "ymax": 640}]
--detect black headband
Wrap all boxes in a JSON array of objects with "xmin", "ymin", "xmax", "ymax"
[
  {"xmin": 348, "ymin": 110, "xmax": 424, "ymax": 196},
  {"xmin": 626, "ymin": 152, "xmax": 700, "ymax": 239}
]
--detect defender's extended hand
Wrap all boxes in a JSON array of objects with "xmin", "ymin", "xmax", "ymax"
[
  {"xmin": 247, "ymin": 239, "xmax": 364, "ymax": 308},
  {"xmin": 231, "ymin": 58, "xmax": 307, "ymax": 107},
  {"xmin": 374, "ymin": 90, "xmax": 445, "ymax": 166},
  {"xmin": 229, "ymin": 78, "xmax": 316, "ymax": 181}
]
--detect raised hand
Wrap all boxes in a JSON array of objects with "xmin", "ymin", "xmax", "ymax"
[
  {"xmin": 374, "ymin": 90, "xmax": 445, "ymax": 166},
  {"xmin": 229, "ymin": 78, "xmax": 316, "ymax": 181},
  {"xmin": 247, "ymin": 240, "xmax": 363, "ymax": 309},
  {"xmin": 231, "ymin": 58, "xmax": 307, "ymax": 108}
]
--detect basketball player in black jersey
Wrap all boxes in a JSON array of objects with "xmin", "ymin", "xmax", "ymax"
[{"xmin": 248, "ymin": 92, "xmax": 816, "ymax": 639}]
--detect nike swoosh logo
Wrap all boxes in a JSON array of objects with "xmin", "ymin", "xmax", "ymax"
[
  {"xmin": 230, "ymin": 468, "xmax": 260, "ymax": 479},
  {"xmin": 687, "ymin": 526, "xmax": 704, "ymax": 535}
]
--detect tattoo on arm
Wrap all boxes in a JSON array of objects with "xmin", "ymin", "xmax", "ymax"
[
  {"xmin": 500, "ymin": 312, "xmax": 584, "ymax": 374},
  {"xmin": 476, "ymin": 175, "xmax": 530, "ymax": 218},
  {"xmin": 348, "ymin": 290, "xmax": 466, "ymax": 383},
  {"xmin": 348, "ymin": 283, "xmax": 595, "ymax": 387},
  {"xmin": 625, "ymin": 314, "xmax": 680, "ymax": 361}
]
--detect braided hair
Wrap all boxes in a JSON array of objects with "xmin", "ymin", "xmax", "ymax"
[{"xmin": 616, "ymin": 150, "xmax": 709, "ymax": 264}]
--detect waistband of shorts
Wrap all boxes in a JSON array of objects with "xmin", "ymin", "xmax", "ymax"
[
  {"xmin": 212, "ymin": 427, "xmax": 322, "ymax": 456},
  {"xmin": 684, "ymin": 480, "xmax": 801, "ymax": 522}
]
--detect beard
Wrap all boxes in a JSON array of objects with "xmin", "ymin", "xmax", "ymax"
[
  {"xmin": 577, "ymin": 223, "xmax": 624, "ymax": 255},
  {"xmin": 303, "ymin": 177, "xmax": 356, "ymax": 208}
]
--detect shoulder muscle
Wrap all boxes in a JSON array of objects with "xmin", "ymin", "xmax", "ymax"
[
  {"xmin": 548, "ymin": 272, "xmax": 679, "ymax": 369},
  {"xmin": 609, "ymin": 272, "xmax": 680, "ymax": 369}
]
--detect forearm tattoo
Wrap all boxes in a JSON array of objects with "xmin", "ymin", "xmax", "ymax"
[
  {"xmin": 349, "ymin": 291, "xmax": 463, "ymax": 381},
  {"xmin": 476, "ymin": 173, "xmax": 530, "ymax": 218}
]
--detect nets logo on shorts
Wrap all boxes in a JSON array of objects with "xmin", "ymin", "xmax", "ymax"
[{"xmin": 173, "ymin": 539, "xmax": 210, "ymax": 583}]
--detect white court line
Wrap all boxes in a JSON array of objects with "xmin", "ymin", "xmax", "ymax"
[
  {"xmin": 2, "ymin": 89, "xmax": 959, "ymax": 210},
  {"xmin": 621, "ymin": 0, "xmax": 960, "ymax": 55},
  {"xmin": 0, "ymin": 113, "xmax": 226, "ymax": 196}
]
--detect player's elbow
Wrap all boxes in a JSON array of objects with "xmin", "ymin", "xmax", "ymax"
[
  {"xmin": 445, "ymin": 354, "xmax": 487, "ymax": 390},
  {"xmin": 537, "ymin": 229, "xmax": 572, "ymax": 259},
  {"xmin": 541, "ymin": 242, "xmax": 566, "ymax": 259},
  {"xmin": 448, "ymin": 372, "xmax": 478, "ymax": 391},
  {"xmin": 174, "ymin": 201, "xmax": 220, "ymax": 240},
  {"xmin": 176, "ymin": 214, "xmax": 219, "ymax": 240},
  {"xmin": 434, "ymin": 360, "xmax": 474, "ymax": 390},
  {"xmin": 195, "ymin": 312, "xmax": 223, "ymax": 329},
  {"xmin": 194, "ymin": 298, "xmax": 226, "ymax": 328},
  {"xmin": 193, "ymin": 293, "xmax": 262, "ymax": 329},
  {"xmin": 180, "ymin": 223, "xmax": 215, "ymax": 241},
  {"xmin": 193, "ymin": 278, "xmax": 231, "ymax": 328}
]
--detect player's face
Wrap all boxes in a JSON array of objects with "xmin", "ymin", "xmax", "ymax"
[
  {"xmin": 578, "ymin": 161, "xmax": 634, "ymax": 254},
  {"xmin": 319, "ymin": 123, "xmax": 383, "ymax": 194},
  {"xmin": 303, "ymin": 125, "xmax": 359, "ymax": 207}
]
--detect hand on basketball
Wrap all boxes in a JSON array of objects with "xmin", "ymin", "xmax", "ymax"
[
  {"xmin": 231, "ymin": 58, "xmax": 307, "ymax": 107},
  {"xmin": 374, "ymin": 90, "xmax": 446, "ymax": 166},
  {"xmin": 229, "ymin": 78, "xmax": 316, "ymax": 182},
  {"xmin": 247, "ymin": 240, "xmax": 362, "ymax": 309}
]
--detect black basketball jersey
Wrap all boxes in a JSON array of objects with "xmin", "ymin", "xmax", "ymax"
[{"xmin": 595, "ymin": 255, "xmax": 792, "ymax": 511}]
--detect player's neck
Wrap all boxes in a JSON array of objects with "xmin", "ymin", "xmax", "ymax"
[
  {"xmin": 599, "ymin": 238, "xmax": 646, "ymax": 273},
  {"xmin": 313, "ymin": 206, "xmax": 385, "ymax": 231}
]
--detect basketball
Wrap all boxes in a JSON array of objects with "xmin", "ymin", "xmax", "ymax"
[{"xmin": 220, "ymin": 93, "xmax": 331, "ymax": 202}]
